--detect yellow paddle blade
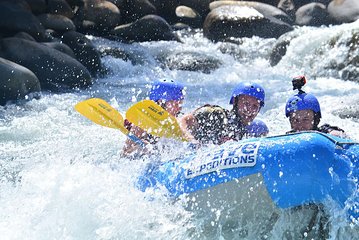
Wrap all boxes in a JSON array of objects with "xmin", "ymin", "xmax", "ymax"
[
  {"xmin": 126, "ymin": 100, "xmax": 188, "ymax": 141},
  {"xmin": 75, "ymin": 98, "xmax": 129, "ymax": 134}
]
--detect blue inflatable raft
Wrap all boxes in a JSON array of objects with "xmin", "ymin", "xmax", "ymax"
[{"xmin": 138, "ymin": 132, "xmax": 359, "ymax": 224}]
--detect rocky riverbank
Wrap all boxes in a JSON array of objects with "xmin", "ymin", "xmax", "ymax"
[{"xmin": 1, "ymin": 0, "xmax": 359, "ymax": 105}]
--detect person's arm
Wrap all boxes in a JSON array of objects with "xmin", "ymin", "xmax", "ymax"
[
  {"xmin": 318, "ymin": 124, "xmax": 348, "ymax": 138},
  {"xmin": 121, "ymin": 125, "xmax": 149, "ymax": 157}
]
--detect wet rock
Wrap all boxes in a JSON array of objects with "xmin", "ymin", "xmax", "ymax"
[
  {"xmin": 179, "ymin": 0, "xmax": 213, "ymax": 16},
  {"xmin": 111, "ymin": 14, "xmax": 179, "ymax": 42},
  {"xmin": 149, "ymin": 0, "xmax": 179, "ymax": 23},
  {"xmin": 61, "ymin": 31, "xmax": 103, "ymax": 75},
  {"xmin": 333, "ymin": 105, "xmax": 359, "ymax": 122},
  {"xmin": 24, "ymin": 0, "xmax": 47, "ymax": 14},
  {"xmin": 41, "ymin": 42, "xmax": 76, "ymax": 58},
  {"xmin": 176, "ymin": 6, "xmax": 203, "ymax": 28},
  {"xmin": 269, "ymin": 30, "xmax": 302, "ymax": 66},
  {"xmin": 328, "ymin": 0, "xmax": 359, "ymax": 24},
  {"xmin": 47, "ymin": 0, "xmax": 74, "ymax": 19},
  {"xmin": 0, "ymin": 1, "xmax": 47, "ymax": 41},
  {"xmin": 37, "ymin": 14, "xmax": 76, "ymax": 33},
  {"xmin": 14, "ymin": 32, "xmax": 36, "ymax": 41},
  {"xmin": 160, "ymin": 51, "xmax": 222, "ymax": 73},
  {"xmin": 278, "ymin": 0, "xmax": 295, "ymax": 21},
  {"xmin": 122, "ymin": 0, "xmax": 157, "ymax": 23},
  {"xmin": 204, "ymin": 5, "xmax": 293, "ymax": 42},
  {"xmin": 295, "ymin": 3, "xmax": 330, "ymax": 26},
  {"xmin": 76, "ymin": 0, "xmax": 122, "ymax": 32},
  {"xmin": 210, "ymin": 1, "xmax": 293, "ymax": 24},
  {"xmin": 0, "ymin": 57, "xmax": 41, "ymax": 106},
  {"xmin": 0, "ymin": 37, "xmax": 92, "ymax": 91}
]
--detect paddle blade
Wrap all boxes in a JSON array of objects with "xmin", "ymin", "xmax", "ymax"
[
  {"xmin": 126, "ymin": 100, "xmax": 187, "ymax": 141},
  {"xmin": 75, "ymin": 98, "xmax": 128, "ymax": 134}
]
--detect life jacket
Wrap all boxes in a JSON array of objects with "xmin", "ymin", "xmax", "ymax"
[{"xmin": 286, "ymin": 123, "xmax": 345, "ymax": 135}]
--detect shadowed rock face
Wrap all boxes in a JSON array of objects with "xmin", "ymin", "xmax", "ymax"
[
  {"xmin": 111, "ymin": 14, "xmax": 179, "ymax": 42},
  {"xmin": 0, "ymin": 1, "xmax": 47, "ymax": 41},
  {"xmin": 295, "ymin": 3, "xmax": 330, "ymax": 26},
  {"xmin": 61, "ymin": 31, "xmax": 103, "ymax": 75},
  {"xmin": 0, "ymin": 57, "xmax": 41, "ymax": 105},
  {"xmin": 160, "ymin": 51, "xmax": 222, "ymax": 73},
  {"xmin": 0, "ymin": 38, "xmax": 92, "ymax": 91},
  {"xmin": 328, "ymin": 0, "xmax": 359, "ymax": 24},
  {"xmin": 204, "ymin": 5, "xmax": 293, "ymax": 42}
]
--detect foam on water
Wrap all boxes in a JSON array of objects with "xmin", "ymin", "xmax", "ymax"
[{"xmin": 1, "ymin": 22, "xmax": 359, "ymax": 239}]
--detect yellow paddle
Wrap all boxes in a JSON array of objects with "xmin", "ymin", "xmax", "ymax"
[
  {"xmin": 74, "ymin": 98, "xmax": 145, "ymax": 147},
  {"xmin": 126, "ymin": 99, "xmax": 188, "ymax": 141}
]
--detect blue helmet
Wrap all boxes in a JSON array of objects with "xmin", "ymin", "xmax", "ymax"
[
  {"xmin": 246, "ymin": 119, "xmax": 269, "ymax": 137},
  {"xmin": 285, "ymin": 93, "xmax": 321, "ymax": 118},
  {"xmin": 149, "ymin": 79, "xmax": 185, "ymax": 101},
  {"xmin": 229, "ymin": 82, "xmax": 265, "ymax": 107}
]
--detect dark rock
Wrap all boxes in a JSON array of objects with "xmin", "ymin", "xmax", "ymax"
[
  {"xmin": 333, "ymin": 105, "xmax": 359, "ymax": 122},
  {"xmin": 204, "ymin": 5, "xmax": 293, "ymax": 42},
  {"xmin": 122, "ymin": 0, "xmax": 157, "ymax": 23},
  {"xmin": 111, "ymin": 14, "xmax": 179, "ymax": 42},
  {"xmin": 24, "ymin": 0, "xmax": 47, "ymax": 14},
  {"xmin": 47, "ymin": 0, "xmax": 74, "ymax": 19},
  {"xmin": 41, "ymin": 42, "xmax": 76, "ymax": 58},
  {"xmin": 210, "ymin": 1, "xmax": 293, "ymax": 24},
  {"xmin": 75, "ymin": 0, "xmax": 121, "ymax": 32},
  {"xmin": 149, "ymin": 0, "xmax": 179, "ymax": 23},
  {"xmin": 0, "ymin": 57, "xmax": 41, "ymax": 106},
  {"xmin": 61, "ymin": 31, "xmax": 103, "ymax": 75},
  {"xmin": 14, "ymin": 32, "xmax": 36, "ymax": 41},
  {"xmin": 160, "ymin": 51, "xmax": 222, "ymax": 73},
  {"xmin": 328, "ymin": 0, "xmax": 359, "ymax": 24},
  {"xmin": 37, "ymin": 14, "xmax": 76, "ymax": 32},
  {"xmin": 295, "ymin": 3, "xmax": 330, "ymax": 26},
  {"xmin": 179, "ymin": 0, "xmax": 213, "ymax": 16},
  {"xmin": 176, "ymin": 6, "xmax": 203, "ymax": 28},
  {"xmin": 278, "ymin": 0, "xmax": 295, "ymax": 19},
  {"xmin": 0, "ymin": 1, "xmax": 47, "ymax": 41},
  {"xmin": 66, "ymin": 0, "xmax": 86, "ymax": 7},
  {"xmin": 269, "ymin": 30, "xmax": 302, "ymax": 66},
  {"xmin": 0, "ymin": 37, "xmax": 92, "ymax": 91}
]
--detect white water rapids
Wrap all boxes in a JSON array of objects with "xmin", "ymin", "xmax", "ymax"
[{"xmin": 1, "ymin": 21, "xmax": 359, "ymax": 239}]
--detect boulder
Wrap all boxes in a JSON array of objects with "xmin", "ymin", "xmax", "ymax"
[
  {"xmin": 0, "ymin": 57, "xmax": 41, "ymax": 105},
  {"xmin": 179, "ymin": 0, "xmax": 213, "ymax": 16},
  {"xmin": 37, "ymin": 14, "xmax": 76, "ymax": 32},
  {"xmin": 14, "ymin": 32, "xmax": 36, "ymax": 41},
  {"xmin": 111, "ymin": 14, "xmax": 179, "ymax": 42},
  {"xmin": 122, "ymin": 0, "xmax": 157, "ymax": 23},
  {"xmin": 295, "ymin": 3, "xmax": 330, "ymax": 26},
  {"xmin": 328, "ymin": 0, "xmax": 359, "ymax": 24},
  {"xmin": 24, "ymin": 0, "xmax": 47, "ymax": 14},
  {"xmin": 0, "ymin": 1, "xmax": 47, "ymax": 41},
  {"xmin": 176, "ymin": 6, "xmax": 203, "ymax": 28},
  {"xmin": 47, "ymin": 0, "xmax": 74, "ymax": 19},
  {"xmin": 204, "ymin": 5, "xmax": 293, "ymax": 42},
  {"xmin": 149, "ymin": 0, "xmax": 179, "ymax": 23},
  {"xmin": 41, "ymin": 42, "xmax": 76, "ymax": 58},
  {"xmin": 210, "ymin": 1, "xmax": 293, "ymax": 24},
  {"xmin": 76, "ymin": 0, "xmax": 121, "ymax": 32},
  {"xmin": 0, "ymin": 38, "xmax": 92, "ymax": 91},
  {"xmin": 61, "ymin": 31, "xmax": 103, "ymax": 75},
  {"xmin": 160, "ymin": 51, "xmax": 222, "ymax": 73}
]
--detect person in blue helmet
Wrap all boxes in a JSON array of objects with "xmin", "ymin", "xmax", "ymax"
[
  {"xmin": 180, "ymin": 82, "xmax": 267, "ymax": 145},
  {"xmin": 285, "ymin": 76, "xmax": 345, "ymax": 137},
  {"xmin": 227, "ymin": 82, "xmax": 267, "ymax": 141},
  {"xmin": 122, "ymin": 79, "xmax": 186, "ymax": 156},
  {"xmin": 245, "ymin": 119, "xmax": 269, "ymax": 138}
]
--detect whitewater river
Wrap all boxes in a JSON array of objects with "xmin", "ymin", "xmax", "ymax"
[{"xmin": 1, "ymin": 21, "xmax": 359, "ymax": 239}]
